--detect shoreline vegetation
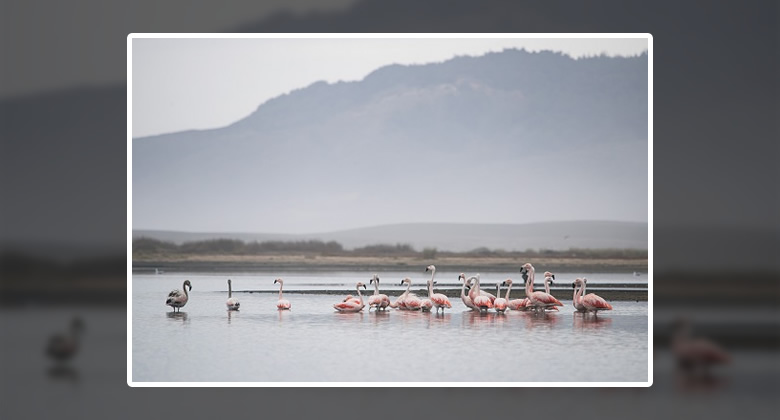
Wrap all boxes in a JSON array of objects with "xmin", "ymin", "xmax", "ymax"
[{"xmin": 132, "ymin": 237, "xmax": 648, "ymax": 273}]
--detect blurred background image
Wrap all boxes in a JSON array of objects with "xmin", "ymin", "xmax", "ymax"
[{"xmin": 1, "ymin": 0, "xmax": 778, "ymax": 419}]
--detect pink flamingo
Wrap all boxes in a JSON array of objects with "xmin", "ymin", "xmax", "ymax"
[
  {"xmin": 274, "ymin": 278, "xmax": 291, "ymax": 310},
  {"xmin": 458, "ymin": 273, "xmax": 477, "ymax": 310},
  {"xmin": 333, "ymin": 282, "xmax": 367, "ymax": 312},
  {"xmin": 424, "ymin": 265, "xmax": 452, "ymax": 313},
  {"xmin": 165, "ymin": 279, "xmax": 191, "ymax": 312},
  {"xmin": 671, "ymin": 318, "xmax": 731, "ymax": 377},
  {"xmin": 572, "ymin": 277, "xmax": 587, "ymax": 312},
  {"xmin": 367, "ymin": 274, "xmax": 391, "ymax": 311},
  {"xmin": 502, "ymin": 278, "xmax": 530, "ymax": 311},
  {"xmin": 578, "ymin": 277, "xmax": 612, "ymax": 315},
  {"xmin": 542, "ymin": 272, "xmax": 560, "ymax": 312},
  {"xmin": 468, "ymin": 274, "xmax": 493, "ymax": 312},
  {"xmin": 467, "ymin": 275, "xmax": 496, "ymax": 304},
  {"xmin": 398, "ymin": 278, "xmax": 423, "ymax": 310},
  {"xmin": 493, "ymin": 283, "xmax": 508, "ymax": 313},
  {"xmin": 226, "ymin": 279, "xmax": 240, "ymax": 311},
  {"xmin": 520, "ymin": 263, "xmax": 563, "ymax": 313}
]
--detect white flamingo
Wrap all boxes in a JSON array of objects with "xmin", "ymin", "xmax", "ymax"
[
  {"xmin": 333, "ymin": 282, "xmax": 367, "ymax": 312},
  {"xmin": 368, "ymin": 274, "xmax": 391, "ymax": 311},
  {"xmin": 166, "ymin": 280, "xmax": 191, "ymax": 312},
  {"xmin": 467, "ymin": 276, "xmax": 496, "ymax": 304},
  {"xmin": 493, "ymin": 283, "xmax": 508, "ymax": 313},
  {"xmin": 572, "ymin": 278, "xmax": 587, "ymax": 312},
  {"xmin": 226, "ymin": 279, "xmax": 240, "ymax": 311},
  {"xmin": 274, "ymin": 278, "xmax": 291, "ymax": 310}
]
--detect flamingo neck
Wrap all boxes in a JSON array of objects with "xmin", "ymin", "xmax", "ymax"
[
  {"xmin": 525, "ymin": 268, "xmax": 535, "ymax": 296},
  {"xmin": 355, "ymin": 286, "xmax": 364, "ymax": 303},
  {"xmin": 183, "ymin": 282, "xmax": 189, "ymax": 297},
  {"xmin": 427, "ymin": 281, "xmax": 434, "ymax": 298},
  {"xmin": 505, "ymin": 282, "xmax": 513, "ymax": 300},
  {"xmin": 460, "ymin": 278, "xmax": 467, "ymax": 299},
  {"xmin": 278, "ymin": 283, "xmax": 284, "ymax": 300},
  {"xmin": 373, "ymin": 280, "xmax": 379, "ymax": 295},
  {"xmin": 581, "ymin": 280, "xmax": 587, "ymax": 296},
  {"xmin": 472, "ymin": 276, "xmax": 481, "ymax": 294},
  {"xmin": 573, "ymin": 282, "xmax": 580, "ymax": 303},
  {"xmin": 544, "ymin": 278, "xmax": 551, "ymax": 294},
  {"xmin": 228, "ymin": 281, "xmax": 233, "ymax": 298},
  {"xmin": 496, "ymin": 284, "xmax": 501, "ymax": 298}
]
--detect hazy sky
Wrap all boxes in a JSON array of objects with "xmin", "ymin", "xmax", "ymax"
[{"xmin": 132, "ymin": 36, "xmax": 648, "ymax": 137}]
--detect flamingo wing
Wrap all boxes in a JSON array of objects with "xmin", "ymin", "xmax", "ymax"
[
  {"xmin": 432, "ymin": 293, "xmax": 452, "ymax": 308},
  {"xmin": 583, "ymin": 293, "xmax": 612, "ymax": 310}
]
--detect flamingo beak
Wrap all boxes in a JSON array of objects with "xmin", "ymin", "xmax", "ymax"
[
  {"xmin": 552, "ymin": 275, "xmax": 556, "ymax": 280},
  {"xmin": 572, "ymin": 282, "xmax": 576, "ymax": 288}
]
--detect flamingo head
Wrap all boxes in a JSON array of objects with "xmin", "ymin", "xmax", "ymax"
[
  {"xmin": 356, "ymin": 282, "xmax": 367, "ymax": 290},
  {"xmin": 502, "ymin": 278, "xmax": 513, "ymax": 287},
  {"xmin": 370, "ymin": 274, "xmax": 379, "ymax": 284},
  {"xmin": 274, "ymin": 278, "xmax": 283, "ymax": 285},
  {"xmin": 457, "ymin": 273, "xmax": 466, "ymax": 282},
  {"xmin": 544, "ymin": 271, "xmax": 555, "ymax": 280},
  {"xmin": 183, "ymin": 280, "xmax": 192, "ymax": 291},
  {"xmin": 572, "ymin": 277, "xmax": 584, "ymax": 288},
  {"xmin": 400, "ymin": 278, "xmax": 411, "ymax": 286},
  {"xmin": 425, "ymin": 265, "xmax": 436, "ymax": 273}
]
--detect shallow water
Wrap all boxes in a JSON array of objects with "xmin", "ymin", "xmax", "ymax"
[{"xmin": 132, "ymin": 273, "xmax": 648, "ymax": 383}]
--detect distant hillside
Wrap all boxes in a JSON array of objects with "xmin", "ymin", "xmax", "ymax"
[
  {"xmin": 133, "ymin": 220, "xmax": 647, "ymax": 252},
  {"xmin": 133, "ymin": 49, "xmax": 648, "ymax": 233}
]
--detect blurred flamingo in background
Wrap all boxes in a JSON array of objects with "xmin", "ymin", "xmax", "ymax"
[{"xmin": 671, "ymin": 318, "xmax": 731, "ymax": 379}]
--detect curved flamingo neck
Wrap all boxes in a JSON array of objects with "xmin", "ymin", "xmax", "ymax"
[
  {"xmin": 544, "ymin": 277, "xmax": 551, "ymax": 294},
  {"xmin": 460, "ymin": 277, "xmax": 468, "ymax": 299},
  {"xmin": 472, "ymin": 275, "xmax": 481, "ymax": 294},
  {"xmin": 183, "ymin": 281, "xmax": 189, "ymax": 297},
  {"xmin": 573, "ymin": 281, "xmax": 581, "ymax": 303},
  {"xmin": 277, "ymin": 282, "xmax": 284, "ymax": 300},
  {"xmin": 505, "ymin": 281, "xmax": 513, "ymax": 299},
  {"xmin": 355, "ymin": 286, "xmax": 364, "ymax": 304}
]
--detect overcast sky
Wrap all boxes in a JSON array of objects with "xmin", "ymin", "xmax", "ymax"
[{"xmin": 131, "ymin": 36, "xmax": 648, "ymax": 137}]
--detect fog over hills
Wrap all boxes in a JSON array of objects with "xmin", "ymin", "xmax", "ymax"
[
  {"xmin": 133, "ymin": 220, "xmax": 648, "ymax": 252},
  {"xmin": 133, "ymin": 49, "xmax": 648, "ymax": 235}
]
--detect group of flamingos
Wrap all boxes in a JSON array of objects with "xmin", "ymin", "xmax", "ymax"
[{"xmin": 164, "ymin": 263, "xmax": 612, "ymax": 315}]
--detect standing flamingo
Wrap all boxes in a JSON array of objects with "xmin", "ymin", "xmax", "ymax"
[
  {"xmin": 165, "ymin": 280, "xmax": 192, "ymax": 312},
  {"xmin": 578, "ymin": 277, "xmax": 612, "ymax": 315},
  {"xmin": 458, "ymin": 273, "xmax": 477, "ymax": 310},
  {"xmin": 368, "ymin": 274, "xmax": 391, "ymax": 311},
  {"xmin": 396, "ymin": 278, "xmax": 423, "ymax": 310},
  {"xmin": 468, "ymin": 275, "xmax": 493, "ymax": 312},
  {"xmin": 424, "ymin": 265, "xmax": 452, "ymax": 313},
  {"xmin": 572, "ymin": 278, "xmax": 587, "ymax": 312},
  {"xmin": 333, "ymin": 282, "xmax": 367, "ymax": 312},
  {"xmin": 493, "ymin": 283, "xmax": 508, "ymax": 313},
  {"xmin": 467, "ymin": 275, "xmax": 496, "ymax": 304},
  {"xmin": 542, "ymin": 272, "xmax": 560, "ymax": 312},
  {"xmin": 502, "ymin": 278, "xmax": 530, "ymax": 311},
  {"xmin": 671, "ymin": 318, "xmax": 731, "ymax": 377},
  {"xmin": 226, "ymin": 279, "xmax": 240, "ymax": 311},
  {"xmin": 46, "ymin": 317, "xmax": 84, "ymax": 364},
  {"xmin": 274, "ymin": 278, "xmax": 291, "ymax": 310},
  {"xmin": 519, "ymin": 263, "xmax": 563, "ymax": 313}
]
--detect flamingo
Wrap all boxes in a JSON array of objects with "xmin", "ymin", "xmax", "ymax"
[
  {"xmin": 46, "ymin": 317, "xmax": 84, "ymax": 363},
  {"xmin": 225, "ymin": 279, "xmax": 240, "ymax": 311},
  {"xmin": 458, "ymin": 273, "xmax": 477, "ymax": 310},
  {"xmin": 572, "ymin": 278, "xmax": 587, "ymax": 312},
  {"xmin": 420, "ymin": 298, "xmax": 433, "ymax": 312},
  {"xmin": 368, "ymin": 274, "xmax": 391, "ymax": 311},
  {"xmin": 519, "ymin": 264, "xmax": 562, "ymax": 313},
  {"xmin": 493, "ymin": 283, "xmax": 508, "ymax": 313},
  {"xmin": 671, "ymin": 318, "xmax": 731, "ymax": 377},
  {"xmin": 502, "ymin": 278, "xmax": 530, "ymax": 311},
  {"xmin": 468, "ymin": 274, "xmax": 493, "ymax": 312},
  {"xmin": 542, "ymin": 272, "xmax": 560, "ymax": 312},
  {"xmin": 274, "ymin": 278, "xmax": 291, "ymax": 310},
  {"xmin": 333, "ymin": 282, "xmax": 367, "ymax": 312},
  {"xmin": 396, "ymin": 278, "xmax": 423, "ymax": 310},
  {"xmin": 467, "ymin": 275, "xmax": 496, "ymax": 304},
  {"xmin": 166, "ymin": 280, "xmax": 191, "ymax": 312},
  {"xmin": 424, "ymin": 265, "xmax": 452, "ymax": 313},
  {"xmin": 578, "ymin": 277, "xmax": 612, "ymax": 315}
]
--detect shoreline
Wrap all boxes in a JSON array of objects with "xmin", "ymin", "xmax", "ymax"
[{"xmin": 133, "ymin": 254, "xmax": 648, "ymax": 274}]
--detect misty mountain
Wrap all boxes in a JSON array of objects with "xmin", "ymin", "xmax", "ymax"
[
  {"xmin": 133, "ymin": 49, "xmax": 648, "ymax": 233},
  {"xmin": 133, "ymin": 221, "xmax": 648, "ymax": 252}
]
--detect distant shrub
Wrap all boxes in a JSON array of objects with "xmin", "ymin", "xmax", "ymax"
[{"xmin": 422, "ymin": 247, "xmax": 438, "ymax": 259}]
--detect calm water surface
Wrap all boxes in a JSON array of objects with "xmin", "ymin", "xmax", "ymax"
[{"xmin": 132, "ymin": 273, "xmax": 648, "ymax": 383}]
